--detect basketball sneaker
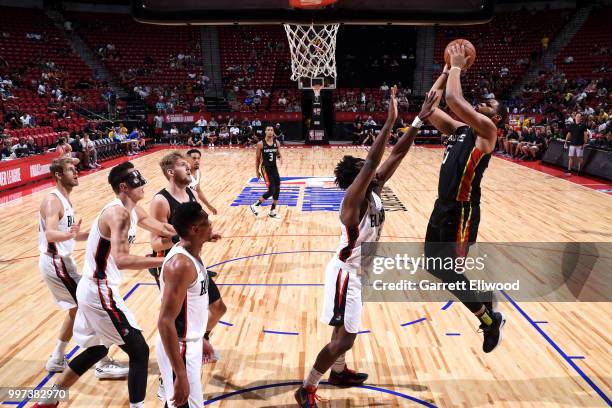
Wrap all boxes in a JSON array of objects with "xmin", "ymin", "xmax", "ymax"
[
  {"xmin": 294, "ymin": 385, "xmax": 321, "ymax": 408},
  {"xmin": 328, "ymin": 367, "xmax": 368, "ymax": 387},
  {"xmin": 45, "ymin": 355, "xmax": 67, "ymax": 372},
  {"xmin": 249, "ymin": 203, "xmax": 259, "ymax": 217},
  {"xmin": 95, "ymin": 357, "xmax": 129, "ymax": 379},
  {"xmin": 268, "ymin": 210, "xmax": 281, "ymax": 220},
  {"xmin": 479, "ymin": 312, "xmax": 507, "ymax": 353}
]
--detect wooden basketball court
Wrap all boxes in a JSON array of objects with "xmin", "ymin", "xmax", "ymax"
[{"xmin": 0, "ymin": 146, "xmax": 610, "ymax": 407}]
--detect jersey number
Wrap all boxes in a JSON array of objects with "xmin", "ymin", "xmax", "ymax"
[{"xmin": 268, "ymin": 153, "xmax": 274, "ymax": 162}]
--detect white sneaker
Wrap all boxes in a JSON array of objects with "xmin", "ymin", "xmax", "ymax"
[
  {"xmin": 45, "ymin": 355, "xmax": 67, "ymax": 372},
  {"xmin": 157, "ymin": 377, "xmax": 165, "ymax": 401},
  {"xmin": 268, "ymin": 211, "xmax": 281, "ymax": 220},
  {"xmin": 95, "ymin": 357, "xmax": 129, "ymax": 379},
  {"xmin": 249, "ymin": 203, "xmax": 259, "ymax": 216}
]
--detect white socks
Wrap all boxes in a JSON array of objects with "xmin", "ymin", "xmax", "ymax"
[
  {"xmin": 303, "ymin": 368, "xmax": 324, "ymax": 387},
  {"xmin": 331, "ymin": 353, "xmax": 346, "ymax": 373},
  {"xmin": 129, "ymin": 401, "xmax": 145, "ymax": 408},
  {"xmin": 52, "ymin": 340, "xmax": 68, "ymax": 360}
]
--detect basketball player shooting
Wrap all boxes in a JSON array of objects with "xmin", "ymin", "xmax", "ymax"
[
  {"xmin": 156, "ymin": 202, "xmax": 221, "ymax": 408},
  {"xmin": 295, "ymin": 87, "xmax": 437, "ymax": 407},
  {"xmin": 250, "ymin": 125, "xmax": 282, "ymax": 219},
  {"xmin": 422, "ymin": 43, "xmax": 509, "ymax": 353}
]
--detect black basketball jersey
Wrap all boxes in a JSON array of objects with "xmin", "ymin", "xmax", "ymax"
[
  {"xmin": 153, "ymin": 188, "xmax": 197, "ymax": 257},
  {"xmin": 438, "ymin": 126, "xmax": 491, "ymax": 203},
  {"xmin": 262, "ymin": 138, "xmax": 278, "ymax": 167}
]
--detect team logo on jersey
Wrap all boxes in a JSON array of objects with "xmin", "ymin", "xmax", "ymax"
[
  {"xmin": 232, "ymin": 177, "xmax": 406, "ymax": 212},
  {"xmin": 128, "ymin": 235, "xmax": 136, "ymax": 245}
]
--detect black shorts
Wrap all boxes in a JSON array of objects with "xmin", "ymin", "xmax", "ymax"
[
  {"xmin": 208, "ymin": 273, "xmax": 221, "ymax": 304},
  {"xmin": 425, "ymin": 199, "xmax": 481, "ymax": 259}
]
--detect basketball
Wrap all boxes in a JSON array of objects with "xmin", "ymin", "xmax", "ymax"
[
  {"xmin": 444, "ymin": 38, "xmax": 476, "ymax": 70},
  {"xmin": 289, "ymin": 0, "xmax": 338, "ymax": 9}
]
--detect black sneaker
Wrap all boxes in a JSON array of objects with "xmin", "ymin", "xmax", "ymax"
[
  {"xmin": 208, "ymin": 270, "xmax": 218, "ymax": 278},
  {"xmin": 480, "ymin": 312, "xmax": 506, "ymax": 353},
  {"xmin": 328, "ymin": 367, "xmax": 368, "ymax": 387},
  {"xmin": 294, "ymin": 385, "xmax": 320, "ymax": 408}
]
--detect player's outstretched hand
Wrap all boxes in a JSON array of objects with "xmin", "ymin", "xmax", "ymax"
[
  {"xmin": 387, "ymin": 85, "xmax": 398, "ymax": 122},
  {"xmin": 209, "ymin": 206, "xmax": 218, "ymax": 216},
  {"xmin": 448, "ymin": 44, "xmax": 469, "ymax": 70},
  {"xmin": 418, "ymin": 91, "xmax": 439, "ymax": 122}
]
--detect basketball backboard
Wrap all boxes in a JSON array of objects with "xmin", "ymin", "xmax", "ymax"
[{"xmin": 132, "ymin": 0, "xmax": 494, "ymax": 25}]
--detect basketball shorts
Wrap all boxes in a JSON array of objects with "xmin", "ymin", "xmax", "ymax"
[
  {"xmin": 321, "ymin": 258, "xmax": 362, "ymax": 334},
  {"xmin": 39, "ymin": 253, "xmax": 80, "ymax": 310},
  {"xmin": 73, "ymin": 278, "xmax": 142, "ymax": 348},
  {"xmin": 156, "ymin": 337, "xmax": 204, "ymax": 408},
  {"xmin": 568, "ymin": 145, "xmax": 584, "ymax": 157},
  {"xmin": 425, "ymin": 199, "xmax": 481, "ymax": 261}
]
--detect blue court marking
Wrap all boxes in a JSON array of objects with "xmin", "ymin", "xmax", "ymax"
[
  {"xmin": 358, "ymin": 330, "xmax": 371, "ymax": 334},
  {"xmin": 263, "ymin": 329, "xmax": 299, "ymax": 336},
  {"xmin": 203, "ymin": 381, "xmax": 436, "ymax": 407},
  {"xmin": 441, "ymin": 300, "xmax": 454, "ymax": 311},
  {"xmin": 501, "ymin": 290, "xmax": 611, "ymax": 406},
  {"xmin": 401, "ymin": 317, "xmax": 427, "ymax": 327},
  {"xmin": 533, "ymin": 321, "xmax": 548, "ymax": 324},
  {"xmin": 302, "ymin": 186, "xmax": 345, "ymax": 212},
  {"xmin": 218, "ymin": 321, "xmax": 234, "ymax": 327},
  {"xmin": 568, "ymin": 356, "xmax": 586, "ymax": 360},
  {"xmin": 445, "ymin": 333, "xmax": 461, "ymax": 336}
]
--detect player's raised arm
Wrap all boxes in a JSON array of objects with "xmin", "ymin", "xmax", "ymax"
[
  {"xmin": 340, "ymin": 86, "xmax": 398, "ymax": 226},
  {"xmin": 375, "ymin": 91, "xmax": 438, "ymax": 189},
  {"xmin": 445, "ymin": 44, "xmax": 497, "ymax": 145}
]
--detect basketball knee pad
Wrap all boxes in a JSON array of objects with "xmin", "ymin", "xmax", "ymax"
[{"xmin": 68, "ymin": 345, "xmax": 108, "ymax": 376}]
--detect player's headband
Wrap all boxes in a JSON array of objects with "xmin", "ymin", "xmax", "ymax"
[{"xmin": 123, "ymin": 170, "xmax": 147, "ymax": 188}]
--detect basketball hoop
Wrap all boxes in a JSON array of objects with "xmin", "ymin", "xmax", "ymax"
[{"xmin": 283, "ymin": 23, "xmax": 339, "ymax": 83}]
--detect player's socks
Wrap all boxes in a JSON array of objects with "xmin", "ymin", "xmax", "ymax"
[
  {"xmin": 475, "ymin": 305, "xmax": 494, "ymax": 326},
  {"xmin": 51, "ymin": 340, "xmax": 68, "ymax": 360},
  {"xmin": 330, "ymin": 353, "xmax": 345, "ymax": 373},
  {"xmin": 129, "ymin": 401, "xmax": 144, "ymax": 408},
  {"xmin": 303, "ymin": 368, "xmax": 323, "ymax": 387}
]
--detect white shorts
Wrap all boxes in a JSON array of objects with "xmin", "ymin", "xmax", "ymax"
[
  {"xmin": 568, "ymin": 145, "xmax": 584, "ymax": 157},
  {"xmin": 39, "ymin": 253, "xmax": 80, "ymax": 310},
  {"xmin": 73, "ymin": 278, "xmax": 141, "ymax": 348},
  {"xmin": 320, "ymin": 258, "xmax": 362, "ymax": 334},
  {"xmin": 156, "ymin": 337, "xmax": 204, "ymax": 408}
]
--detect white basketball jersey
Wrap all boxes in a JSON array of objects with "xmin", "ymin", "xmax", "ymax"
[
  {"xmin": 189, "ymin": 169, "xmax": 200, "ymax": 191},
  {"xmin": 82, "ymin": 198, "xmax": 138, "ymax": 286},
  {"xmin": 38, "ymin": 189, "xmax": 76, "ymax": 257},
  {"xmin": 160, "ymin": 245, "xmax": 209, "ymax": 341},
  {"xmin": 335, "ymin": 191, "xmax": 385, "ymax": 270}
]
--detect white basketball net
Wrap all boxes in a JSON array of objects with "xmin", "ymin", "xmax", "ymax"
[{"xmin": 283, "ymin": 23, "xmax": 340, "ymax": 82}]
